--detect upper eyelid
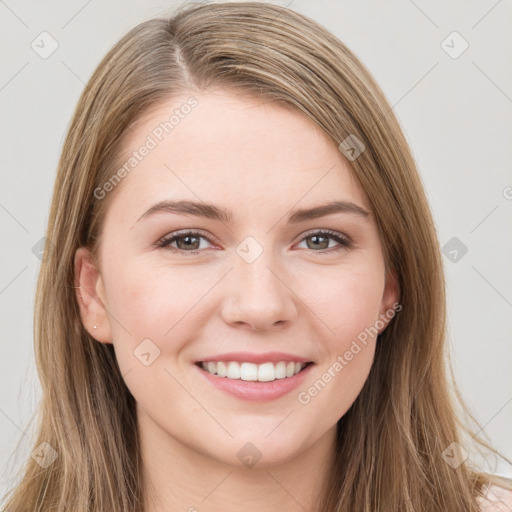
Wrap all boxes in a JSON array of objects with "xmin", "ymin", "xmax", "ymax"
[
  {"xmin": 299, "ymin": 228, "xmax": 350, "ymax": 240},
  {"xmin": 158, "ymin": 228, "xmax": 350, "ymax": 247}
]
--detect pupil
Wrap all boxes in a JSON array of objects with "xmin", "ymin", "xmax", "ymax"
[
  {"xmin": 309, "ymin": 235, "xmax": 328, "ymax": 250},
  {"xmin": 179, "ymin": 236, "xmax": 199, "ymax": 250}
]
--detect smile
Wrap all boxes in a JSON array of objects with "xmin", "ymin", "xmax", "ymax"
[
  {"xmin": 194, "ymin": 360, "xmax": 315, "ymax": 402},
  {"xmin": 197, "ymin": 360, "xmax": 312, "ymax": 382}
]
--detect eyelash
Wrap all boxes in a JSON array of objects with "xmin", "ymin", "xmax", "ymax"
[{"xmin": 155, "ymin": 229, "xmax": 351, "ymax": 255}]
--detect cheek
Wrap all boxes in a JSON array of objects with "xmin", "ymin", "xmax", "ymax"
[
  {"xmin": 102, "ymin": 257, "xmax": 218, "ymax": 352},
  {"xmin": 301, "ymin": 261, "xmax": 385, "ymax": 346},
  {"xmin": 295, "ymin": 263, "xmax": 384, "ymax": 414},
  {"xmin": 100, "ymin": 259, "xmax": 207, "ymax": 408}
]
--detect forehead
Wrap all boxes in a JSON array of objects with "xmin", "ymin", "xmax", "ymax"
[{"xmin": 105, "ymin": 89, "xmax": 370, "ymax": 222}]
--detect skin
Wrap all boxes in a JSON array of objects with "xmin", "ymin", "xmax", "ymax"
[{"xmin": 75, "ymin": 90, "xmax": 399, "ymax": 512}]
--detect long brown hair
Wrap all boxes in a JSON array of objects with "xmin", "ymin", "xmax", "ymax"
[{"xmin": 2, "ymin": 2, "xmax": 508, "ymax": 510}]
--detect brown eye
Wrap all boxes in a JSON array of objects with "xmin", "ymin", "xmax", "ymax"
[
  {"xmin": 156, "ymin": 231, "xmax": 214, "ymax": 254},
  {"xmin": 306, "ymin": 234, "xmax": 330, "ymax": 250},
  {"xmin": 175, "ymin": 234, "xmax": 201, "ymax": 251},
  {"xmin": 298, "ymin": 230, "xmax": 351, "ymax": 253}
]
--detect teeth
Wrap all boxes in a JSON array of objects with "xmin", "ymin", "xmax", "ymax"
[
  {"xmin": 199, "ymin": 361, "xmax": 308, "ymax": 382},
  {"xmin": 258, "ymin": 362, "xmax": 275, "ymax": 382},
  {"xmin": 217, "ymin": 361, "xmax": 227, "ymax": 377},
  {"xmin": 240, "ymin": 362, "xmax": 258, "ymax": 381},
  {"xmin": 226, "ymin": 361, "xmax": 240, "ymax": 379}
]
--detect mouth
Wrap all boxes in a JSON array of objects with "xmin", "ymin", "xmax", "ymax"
[
  {"xmin": 193, "ymin": 358, "xmax": 315, "ymax": 402},
  {"xmin": 194, "ymin": 360, "xmax": 314, "ymax": 383}
]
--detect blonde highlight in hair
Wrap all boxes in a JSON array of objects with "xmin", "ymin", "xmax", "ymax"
[{"xmin": 2, "ymin": 2, "xmax": 508, "ymax": 510}]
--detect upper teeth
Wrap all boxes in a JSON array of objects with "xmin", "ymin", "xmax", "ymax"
[{"xmin": 200, "ymin": 361, "xmax": 306, "ymax": 382}]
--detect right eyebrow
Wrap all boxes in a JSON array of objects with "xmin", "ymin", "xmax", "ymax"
[{"xmin": 136, "ymin": 200, "xmax": 233, "ymax": 224}]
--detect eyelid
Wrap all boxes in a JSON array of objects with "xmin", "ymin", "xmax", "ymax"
[
  {"xmin": 155, "ymin": 229, "xmax": 218, "ymax": 250},
  {"xmin": 297, "ymin": 228, "xmax": 351, "ymax": 245},
  {"xmin": 155, "ymin": 228, "xmax": 352, "ymax": 253}
]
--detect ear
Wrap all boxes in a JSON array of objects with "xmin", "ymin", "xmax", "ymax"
[
  {"xmin": 377, "ymin": 267, "xmax": 400, "ymax": 334},
  {"xmin": 74, "ymin": 247, "xmax": 112, "ymax": 344}
]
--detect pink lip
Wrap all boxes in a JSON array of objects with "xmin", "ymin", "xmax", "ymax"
[
  {"xmin": 193, "ymin": 362, "xmax": 314, "ymax": 402},
  {"xmin": 195, "ymin": 351, "xmax": 313, "ymax": 364}
]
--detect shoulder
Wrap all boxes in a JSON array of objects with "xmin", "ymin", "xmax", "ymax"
[{"xmin": 478, "ymin": 481, "xmax": 512, "ymax": 511}]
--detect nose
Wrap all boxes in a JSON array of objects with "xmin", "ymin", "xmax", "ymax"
[{"xmin": 220, "ymin": 249, "xmax": 299, "ymax": 332}]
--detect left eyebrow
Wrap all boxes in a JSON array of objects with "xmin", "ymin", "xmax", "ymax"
[
  {"xmin": 135, "ymin": 199, "xmax": 371, "ymax": 224},
  {"xmin": 286, "ymin": 200, "xmax": 371, "ymax": 223}
]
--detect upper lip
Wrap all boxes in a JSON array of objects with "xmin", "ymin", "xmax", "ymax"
[{"xmin": 195, "ymin": 352, "xmax": 313, "ymax": 364}]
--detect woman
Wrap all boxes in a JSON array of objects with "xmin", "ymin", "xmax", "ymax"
[{"xmin": 2, "ymin": 2, "xmax": 510, "ymax": 511}]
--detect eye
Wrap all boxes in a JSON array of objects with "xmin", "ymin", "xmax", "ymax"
[
  {"xmin": 155, "ymin": 230, "xmax": 216, "ymax": 254},
  {"xmin": 156, "ymin": 229, "xmax": 352, "ymax": 255},
  {"xmin": 296, "ymin": 230, "xmax": 351, "ymax": 253}
]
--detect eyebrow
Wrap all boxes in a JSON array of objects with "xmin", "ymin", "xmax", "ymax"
[{"xmin": 136, "ymin": 199, "xmax": 371, "ymax": 224}]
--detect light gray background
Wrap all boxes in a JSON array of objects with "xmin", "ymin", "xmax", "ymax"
[{"xmin": 1, "ymin": 0, "xmax": 511, "ymax": 497}]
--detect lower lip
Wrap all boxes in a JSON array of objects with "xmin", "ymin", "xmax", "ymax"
[{"xmin": 193, "ymin": 363, "xmax": 314, "ymax": 402}]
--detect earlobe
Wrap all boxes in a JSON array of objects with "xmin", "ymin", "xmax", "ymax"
[{"xmin": 74, "ymin": 247, "xmax": 113, "ymax": 344}]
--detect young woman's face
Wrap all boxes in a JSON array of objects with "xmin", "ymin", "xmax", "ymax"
[{"xmin": 77, "ymin": 90, "xmax": 398, "ymax": 468}]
